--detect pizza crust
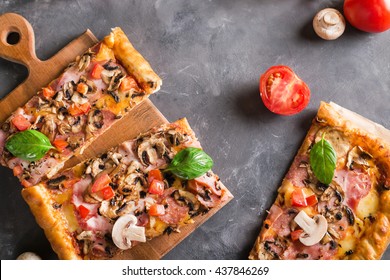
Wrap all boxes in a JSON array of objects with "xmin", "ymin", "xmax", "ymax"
[
  {"xmin": 249, "ymin": 101, "xmax": 390, "ymax": 260},
  {"xmin": 21, "ymin": 184, "xmax": 81, "ymax": 260},
  {"xmin": 104, "ymin": 27, "xmax": 162, "ymax": 95}
]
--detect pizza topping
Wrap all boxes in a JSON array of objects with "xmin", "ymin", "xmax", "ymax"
[
  {"xmin": 11, "ymin": 114, "xmax": 31, "ymax": 131},
  {"xmin": 158, "ymin": 188, "xmax": 190, "ymax": 224},
  {"xmin": 293, "ymin": 210, "xmax": 328, "ymax": 246},
  {"xmin": 171, "ymin": 189, "xmax": 200, "ymax": 214},
  {"xmin": 77, "ymin": 51, "xmax": 93, "ymax": 72},
  {"xmin": 165, "ymin": 148, "xmax": 214, "ymax": 180},
  {"xmin": 346, "ymin": 146, "xmax": 372, "ymax": 171},
  {"xmin": 310, "ymin": 134, "xmax": 337, "ymax": 185},
  {"xmin": 5, "ymin": 130, "xmax": 54, "ymax": 162},
  {"xmin": 112, "ymin": 214, "xmax": 146, "ymax": 250}
]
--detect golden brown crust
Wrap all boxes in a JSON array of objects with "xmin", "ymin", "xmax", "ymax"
[
  {"xmin": 21, "ymin": 184, "xmax": 81, "ymax": 260},
  {"xmin": 249, "ymin": 101, "xmax": 390, "ymax": 260},
  {"xmin": 104, "ymin": 27, "xmax": 162, "ymax": 95}
]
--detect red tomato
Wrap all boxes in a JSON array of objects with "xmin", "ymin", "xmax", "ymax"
[
  {"xmin": 290, "ymin": 229, "xmax": 304, "ymax": 241},
  {"xmin": 148, "ymin": 169, "xmax": 163, "ymax": 185},
  {"xmin": 344, "ymin": 0, "xmax": 390, "ymax": 33},
  {"xmin": 90, "ymin": 63, "xmax": 104, "ymax": 80},
  {"xmin": 78, "ymin": 205, "xmax": 90, "ymax": 219},
  {"xmin": 42, "ymin": 87, "xmax": 55, "ymax": 99},
  {"xmin": 91, "ymin": 173, "xmax": 111, "ymax": 193},
  {"xmin": 148, "ymin": 179, "xmax": 165, "ymax": 195},
  {"xmin": 76, "ymin": 83, "xmax": 89, "ymax": 95},
  {"xmin": 53, "ymin": 139, "xmax": 69, "ymax": 152},
  {"xmin": 291, "ymin": 189, "xmax": 307, "ymax": 207},
  {"xmin": 149, "ymin": 204, "xmax": 166, "ymax": 216},
  {"xmin": 11, "ymin": 115, "xmax": 30, "ymax": 131},
  {"xmin": 68, "ymin": 102, "xmax": 91, "ymax": 116},
  {"xmin": 305, "ymin": 194, "xmax": 318, "ymax": 207},
  {"xmin": 259, "ymin": 65, "xmax": 310, "ymax": 115},
  {"xmin": 119, "ymin": 76, "xmax": 140, "ymax": 92},
  {"xmin": 101, "ymin": 186, "xmax": 115, "ymax": 200}
]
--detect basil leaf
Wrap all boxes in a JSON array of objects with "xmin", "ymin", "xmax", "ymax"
[
  {"xmin": 309, "ymin": 136, "xmax": 337, "ymax": 185},
  {"xmin": 5, "ymin": 130, "xmax": 54, "ymax": 161},
  {"xmin": 165, "ymin": 147, "xmax": 214, "ymax": 180}
]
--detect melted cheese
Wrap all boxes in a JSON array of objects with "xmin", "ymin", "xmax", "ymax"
[
  {"xmin": 62, "ymin": 203, "xmax": 80, "ymax": 233},
  {"xmin": 356, "ymin": 190, "xmax": 379, "ymax": 220}
]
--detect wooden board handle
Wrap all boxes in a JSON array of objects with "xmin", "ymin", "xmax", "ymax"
[{"xmin": 0, "ymin": 13, "xmax": 40, "ymax": 68}]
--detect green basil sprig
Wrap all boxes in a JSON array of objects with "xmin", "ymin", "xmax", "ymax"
[
  {"xmin": 309, "ymin": 134, "xmax": 337, "ymax": 185},
  {"xmin": 5, "ymin": 130, "xmax": 54, "ymax": 161},
  {"xmin": 165, "ymin": 147, "xmax": 214, "ymax": 180}
]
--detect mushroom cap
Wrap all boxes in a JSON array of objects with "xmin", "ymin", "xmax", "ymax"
[
  {"xmin": 112, "ymin": 214, "xmax": 146, "ymax": 250},
  {"xmin": 313, "ymin": 8, "xmax": 346, "ymax": 40},
  {"xmin": 17, "ymin": 252, "xmax": 41, "ymax": 260},
  {"xmin": 294, "ymin": 210, "xmax": 328, "ymax": 246}
]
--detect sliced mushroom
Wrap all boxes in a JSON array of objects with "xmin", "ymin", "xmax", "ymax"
[
  {"xmin": 85, "ymin": 158, "xmax": 105, "ymax": 177},
  {"xmin": 46, "ymin": 175, "xmax": 67, "ymax": 189},
  {"xmin": 99, "ymin": 199, "xmax": 136, "ymax": 220},
  {"xmin": 17, "ymin": 252, "xmax": 41, "ymax": 260},
  {"xmin": 71, "ymin": 92, "xmax": 88, "ymax": 104},
  {"xmin": 63, "ymin": 81, "xmax": 75, "ymax": 100},
  {"xmin": 171, "ymin": 189, "xmax": 200, "ymax": 213},
  {"xmin": 86, "ymin": 109, "xmax": 104, "ymax": 138},
  {"xmin": 166, "ymin": 130, "xmax": 187, "ymax": 146},
  {"xmin": 120, "ymin": 173, "xmax": 147, "ymax": 196},
  {"xmin": 313, "ymin": 8, "xmax": 345, "ymax": 40},
  {"xmin": 40, "ymin": 115, "xmax": 57, "ymax": 142},
  {"xmin": 108, "ymin": 151, "xmax": 123, "ymax": 165},
  {"xmin": 77, "ymin": 52, "xmax": 92, "ymax": 71},
  {"xmin": 58, "ymin": 122, "xmax": 71, "ymax": 135},
  {"xmin": 294, "ymin": 210, "xmax": 328, "ymax": 246},
  {"xmin": 68, "ymin": 134, "xmax": 85, "ymax": 151},
  {"xmin": 67, "ymin": 116, "xmax": 84, "ymax": 134},
  {"xmin": 137, "ymin": 141, "xmax": 159, "ymax": 166},
  {"xmin": 347, "ymin": 146, "xmax": 372, "ymax": 170},
  {"xmin": 112, "ymin": 214, "xmax": 146, "ymax": 250}
]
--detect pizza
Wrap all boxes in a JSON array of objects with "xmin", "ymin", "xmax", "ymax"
[
  {"xmin": 21, "ymin": 118, "xmax": 232, "ymax": 260},
  {"xmin": 249, "ymin": 102, "xmax": 390, "ymax": 260},
  {"xmin": 0, "ymin": 27, "xmax": 161, "ymax": 187}
]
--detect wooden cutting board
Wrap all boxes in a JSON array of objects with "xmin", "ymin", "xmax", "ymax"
[{"xmin": 0, "ymin": 13, "xmax": 232, "ymax": 260}]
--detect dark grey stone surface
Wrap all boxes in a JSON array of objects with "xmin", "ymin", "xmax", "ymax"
[{"xmin": 0, "ymin": 0, "xmax": 389, "ymax": 260}]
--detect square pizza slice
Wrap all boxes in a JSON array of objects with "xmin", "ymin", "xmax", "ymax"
[
  {"xmin": 0, "ymin": 27, "xmax": 161, "ymax": 187},
  {"xmin": 249, "ymin": 102, "xmax": 390, "ymax": 260},
  {"xmin": 22, "ymin": 118, "xmax": 232, "ymax": 259}
]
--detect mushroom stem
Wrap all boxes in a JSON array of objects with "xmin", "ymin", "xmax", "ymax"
[{"xmin": 294, "ymin": 210, "xmax": 328, "ymax": 246}]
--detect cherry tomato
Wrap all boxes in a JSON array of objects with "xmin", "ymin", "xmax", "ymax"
[
  {"xmin": 259, "ymin": 65, "xmax": 310, "ymax": 115},
  {"xmin": 78, "ymin": 205, "xmax": 90, "ymax": 219},
  {"xmin": 91, "ymin": 172, "xmax": 111, "ymax": 193},
  {"xmin": 291, "ymin": 189, "xmax": 307, "ymax": 207},
  {"xmin": 149, "ymin": 204, "xmax": 166, "ymax": 216},
  {"xmin": 148, "ymin": 179, "xmax": 165, "ymax": 195},
  {"xmin": 148, "ymin": 169, "xmax": 164, "ymax": 185},
  {"xmin": 344, "ymin": 0, "xmax": 390, "ymax": 33},
  {"xmin": 11, "ymin": 115, "xmax": 31, "ymax": 131},
  {"xmin": 101, "ymin": 186, "xmax": 115, "ymax": 200}
]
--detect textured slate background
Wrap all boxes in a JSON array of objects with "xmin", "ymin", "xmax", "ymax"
[{"xmin": 0, "ymin": 0, "xmax": 389, "ymax": 260}]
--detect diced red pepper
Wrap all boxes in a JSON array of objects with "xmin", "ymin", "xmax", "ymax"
[
  {"xmin": 148, "ymin": 179, "xmax": 165, "ymax": 196},
  {"xmin": 42, "ymin": 87, "xmax": 55, "ymax": 99},
  {"xmin": 290, "ymin": 229, "xmax": 304, "ymax": 241},
  {"xmin": 77, "ymin": 83, "xmax": 89, "ymax": 95},
  {"xmin": 149, "ymin": 204, "xmax": 166, "ymax": 216},
  {"xmin": 90, "ymin": 63, "xmax": 104, "ymax": 80},
  {"xmin": 305, "ymin": 194, "xmax": 318, "ymax": 207},
  {"xmin": 148, "ymin": 169, "xmax": 163, "ymax": 185},
  {"xmin": 13, "ymin": 165, "xmax": 23, "ymax": 177},
  {"xmin": 91, "ymin": 172, "xmax": 111, "ymax": 193},
  {"xmin": 68, "ymin": 102, "xmax": 91, "ymax": 116},
  {"xmin": 119, "ymin": 76, "xmax": 139, "ymax": 92},
  {"xmin": 78, "ymin": 205, "xmax": 90, "ymax": 219},
  {"xmin": 11, "ymin": 115, "xmax": 30, "ymax": 131},
  {"xmin": 53, "ymin": 139, "xmax": 69, "ymax": 152},
  {"xmin": 101, "ymin": 186, "xmax": 115, "ymax": 200},
  {"xmin": 62, "ymin": 178, "xmax": 80, "ymax": 189}
]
